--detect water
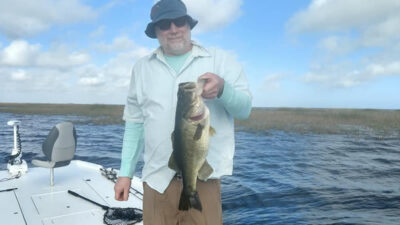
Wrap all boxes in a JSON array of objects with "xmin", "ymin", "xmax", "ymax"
[{"xmin": 1, "ymin": 113, "xmax": 399, "ymax": 225}]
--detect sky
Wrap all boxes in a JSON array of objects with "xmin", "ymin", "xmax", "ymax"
[{"xmin": 1, "ymin": 0, "xmax": 400, "ymax": 109}]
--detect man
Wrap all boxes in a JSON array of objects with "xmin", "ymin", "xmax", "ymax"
[{"xmin": 114, "ymin": 0, "xmax": 252, "ymax": 224}]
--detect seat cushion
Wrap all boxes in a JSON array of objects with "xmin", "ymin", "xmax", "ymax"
[{"xmin": 32, "ymin": 159, "xmax": 71, "ymax": 168}]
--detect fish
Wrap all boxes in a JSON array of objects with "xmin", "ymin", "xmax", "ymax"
[{"xmin": 168, "ymin": 81, "xmax": 216, "ymax": 211}]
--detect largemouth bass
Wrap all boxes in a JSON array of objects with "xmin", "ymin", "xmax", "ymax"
[{"xmin": 168, "ymin": 81, "xmax": 215, "ymax": 211}]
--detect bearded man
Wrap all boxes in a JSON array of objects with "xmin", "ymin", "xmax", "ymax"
[{"xmin": 114, "ymin": 0, "xmax": 252, "ymax": 224}]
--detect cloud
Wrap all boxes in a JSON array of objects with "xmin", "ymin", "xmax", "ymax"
[
  {"xmin": 79, "ymin": 45, "xmax": 151, "ymax": 89},
  {"xmin": 79, "ymin": 76, "xmax": 105, "ymax": 87},
  {"xmin": 11, "ymin": 69, "xmax": 30, "ymax": 81},
  {"xmin": 0, "ymin": 0, "xmax": 96, "ymax": 38},
  {"xmin": 1, "ymin": 40, "xmax": 40, "ymax": 66},
  {"xmin": 261, "ymin": 74, "xmax": 285, "ymax": 91},
  {"xmin": 183, "ymin": 0, "xmax": 243, "ymax": 33},
  {"xmin": 287, "ymin": 0, "xmax": 400, "ymax": 34},
  {"xmin": 36, "ymin": 48, "xmax": 90, "ymax": 68},
  {"xmin": 3, "ymin": 67, "xmax": 71, "ymax": 92},
  {"xmin": 94, "ymin": 36, "xmax": 136, "ymax": 53},
  {"xmin": 288, "ymin": 0, "xmax": 400, "ymax": 50},
  {"xmin": 303, "ymin": 70, "xmax": 364, "ymax": 88},
  {"xmin": 0, "ymin": 40, "xmax": 90, "ymax": 68},
  {"xmin": 303, "ymin": 58, "xmax": 400, "ymax": 88},
  {"xmin": 0, "ymin": 35, "xmax": 152, "ymax": 103},
  {"xmin": 287, "ymin": 0, "xmax": 400, "ymax": 88},
  {"xmin": 85, "ymin": 36, "xmax": 151, "ymax": 89}
]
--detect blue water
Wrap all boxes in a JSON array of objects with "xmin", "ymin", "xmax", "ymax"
[{"xmin": 1, "ymin": 113, "xmax": 399, "ymax": 225}]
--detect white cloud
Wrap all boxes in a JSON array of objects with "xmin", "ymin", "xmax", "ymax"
[
  {"xmin": 0, "ymin": 40, "xmax": 90, "ymax": 68},
  {"xmin": 1, "ymin": 40, "xmax": 40, "ymax": 66},
  {"xmin": 303, "ymin": 70, "xmax": 364, "ymax": 88},
  {"xmin": 261, "ymin": 74, "xmax": 285, "ymax": 91},
  {"xmin": 288, "ymin": 0, "xmax": 400, "ymax": 50},
  {"xmin": 183, "ymin": 0, "xmax": 243, "ymax": 33},
  {"xmin": 0, "ymin": 35, "xmax": 152, "ymax": 103},
  {"xmin": 94, "ymin": 36, "xmax": 136, "ymax": 53},
  {"xmin": 366, "ymin": 61, "xmax": 400, "ymax": 77},
  {"xmin": 318, "ymin": 36, "xmax": 357, "ymax": 55},
  {"xmin": 36, "ymin": 49, "xmax": 90, "ymax": 68},
  {"xmin": 0, "ymin": 0, "xmax": 96, "ymax": 38},
  {"xmin": 79, "ymin": 76, "xmax": 105, "ymax": 87},
  {"xmin": 287, "ymin": 0, "xmax": 400, "ymax": 88},
  {"xmin": 11, "ymin": 69, "xmax": 30, "ymax": 81},
  {"xmin": 361, "ymin": 16, "xmax": 400, "ymax": 47},
  {"xmin": 287, "ymin": 0, "xmax": 400, "ymax": 34},
  {"xmin": 3, "ymin": 67, "xmax": 71, "ymax": 92},
  {"xmin": 303, "ymin": 58, "xmax": 400, "ymax": 88},
  {"xmin": 82, "ymin": 46, "xmax": 151, "ymax": 89},
  {"xmin": 86, "ymin": 36, "xmax": 151, "ymax": 89}
]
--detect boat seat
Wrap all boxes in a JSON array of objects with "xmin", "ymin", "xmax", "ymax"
[{"xmin": 32, "ymin": 122, "xmax": 77, "ymax": 185}]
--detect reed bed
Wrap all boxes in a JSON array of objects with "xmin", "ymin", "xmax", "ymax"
[
  {"xmin": 236, "ymin": 107, "xmax": 400, "ymax": 136},
  {"xmin": 1, "ymin": 103, "xmax": 399, "ymax": 136},
  {"xmin": 0, "ymin": 103, "xmax": 124, "ymax": 125}
]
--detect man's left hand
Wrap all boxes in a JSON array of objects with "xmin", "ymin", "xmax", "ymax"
[{"xmin": 198, "ymin": 72, "xmax": 225, "ymax": 99}]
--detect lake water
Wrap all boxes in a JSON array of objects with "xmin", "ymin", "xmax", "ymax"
[{"xmin": 1, "ymin": 112, "xmax": 399, "ymax": 225}]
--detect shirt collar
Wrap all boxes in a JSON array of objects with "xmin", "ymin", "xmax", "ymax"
[{"xmin": 150, "ymin": 41, "xmax": 211, "ymax": 60}]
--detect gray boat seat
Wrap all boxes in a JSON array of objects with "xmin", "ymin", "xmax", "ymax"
[{"xmin": 32, "ymin": 122, "xmax": 77, "ymax": 185}]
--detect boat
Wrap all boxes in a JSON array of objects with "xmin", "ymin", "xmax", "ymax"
[{"xmin": 0, "ymin": 120, "xmax": 143, "ymax": 225}]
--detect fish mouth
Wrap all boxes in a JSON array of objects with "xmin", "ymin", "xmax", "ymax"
[
  {"xmin": 180, "ymin": 82, "xmax": 197, "ymax": 91},
  {"xmin": 190, "ymin": 112, "xmax": 204, "ymax": 121},
  {"xmin": 189, "ymin": 105, "xmax": 205, "ymax": 121}
]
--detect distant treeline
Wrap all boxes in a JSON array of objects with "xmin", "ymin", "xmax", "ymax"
[{"xmin": 1, "ymin": 103, "xmax": 399, "ymax": 136}]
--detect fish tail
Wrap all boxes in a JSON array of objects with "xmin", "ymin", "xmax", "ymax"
[{"xmin": 179, "ymin": 191, "xmax": 202, "ymax": 212}]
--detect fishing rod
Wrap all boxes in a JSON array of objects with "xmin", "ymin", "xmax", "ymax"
[{"xmin": 0, "ymin": 188, "xmax": 18, "ymax": 192}]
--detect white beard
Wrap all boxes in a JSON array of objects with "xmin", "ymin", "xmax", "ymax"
[{"xmin": 157, "ymin": 26, "xmax": 192, "ymax": 55}]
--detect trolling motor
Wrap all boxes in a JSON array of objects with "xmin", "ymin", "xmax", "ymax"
[{"xmin": 7, "ymin": 120, "xmax": 28, "ymax": 176}]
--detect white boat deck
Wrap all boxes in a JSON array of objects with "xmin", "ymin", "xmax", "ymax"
[{"xmin": 0, "ymin": 160, "xmax": 143, "ymax": 225}]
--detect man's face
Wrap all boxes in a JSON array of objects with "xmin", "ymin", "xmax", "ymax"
[{"xmin": 155, "ymin": 16, "xmax": 192, "ymax": 56}]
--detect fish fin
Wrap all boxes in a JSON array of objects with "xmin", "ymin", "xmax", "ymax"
[
  {"xmin": 168, "ymin": 154, "xmax": 179, "ymax": 172},
  {"xmin": 193, "ymin": 123, "xmax": 204, "ymax": 140},
  {"xmin": 171, "ymin": 131, "xmax": 175, "ymax": 145},
  {"xmin": 168, "ymin": 131, "xmax": 180, "ymax": 172},
  {"xmin": 209, "ymin": 126, "xmax": 216, "ymax": 136},
  {"xmin": 198, "ymin": 160, "xmax": 213, "ymax": 180},
  {"xmin": 179, "ymin": 191, "xmax": 202, "ymax": 212}
]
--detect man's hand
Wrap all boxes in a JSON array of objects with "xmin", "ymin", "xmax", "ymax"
[
  {"xmin": 114, "ymin": 177, "xmax": 132, "ymax": 201},
  {"xmin": 198, "ymin": 72, "xmax": 225, "ymax": 99}
]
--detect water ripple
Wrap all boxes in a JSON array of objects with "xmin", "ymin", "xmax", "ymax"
[{"xmin": 1, "ymin": 113, "xmax": 400, "ymax": 225}]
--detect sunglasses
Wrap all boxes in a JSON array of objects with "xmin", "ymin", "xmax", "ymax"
[{"xmin": 156, "ymin": 16, "xmax": 187, "ymax": 31}]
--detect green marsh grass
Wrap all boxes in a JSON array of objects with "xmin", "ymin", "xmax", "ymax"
[
  {"xmin": 1, "ymin": 103, "xmax": 399, "ymax": 136},
  {"xmin": 236, "ymin": 107, "xmax": 400, "ymax": 136}
]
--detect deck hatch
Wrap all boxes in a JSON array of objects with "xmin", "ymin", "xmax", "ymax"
[
  {"xmin": 0, "ymin": 191, "xmax": 26, "ymax": 225},
  {"xmin": 31, "ymin": 190, "xmax": 107, "ymax": 220}
]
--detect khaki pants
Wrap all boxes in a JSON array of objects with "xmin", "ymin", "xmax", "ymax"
[{"xmin": 143, "ymin": 177, "xmax": 222, "ymax": 225}]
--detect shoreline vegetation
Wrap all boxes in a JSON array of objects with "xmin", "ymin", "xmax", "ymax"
[{"xmin": 1, "ymin": 103, "xmax": 399, "ymax": 136}]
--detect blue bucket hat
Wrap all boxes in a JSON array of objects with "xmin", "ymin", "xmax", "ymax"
[{"xmin": 145, "ymin": 0, "xmax": 198, "ymax": 39}]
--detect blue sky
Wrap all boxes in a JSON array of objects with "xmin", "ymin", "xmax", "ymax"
[{"xmin": 1, "ymin": 0, "xmax": 399, "ymax": 109}]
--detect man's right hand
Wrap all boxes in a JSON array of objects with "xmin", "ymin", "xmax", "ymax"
[{"xmin": 114, "ymin": 177, "xmax": 132, "ymax": 201}]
